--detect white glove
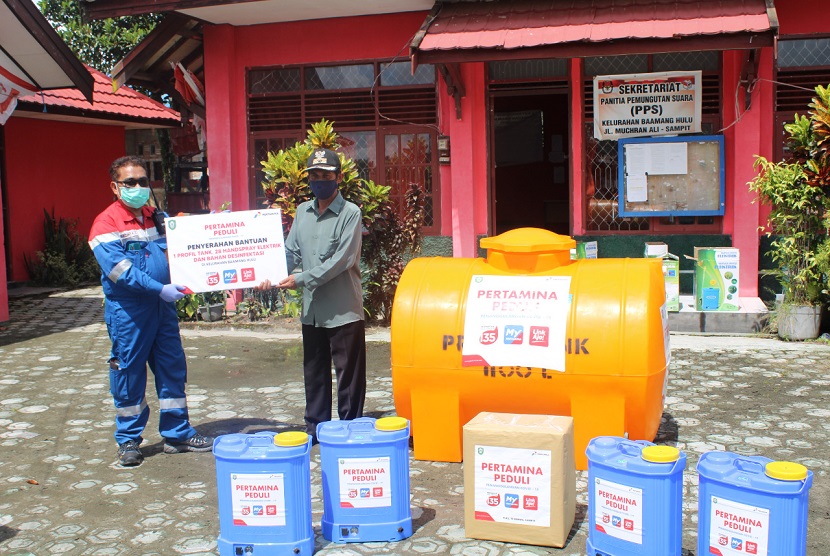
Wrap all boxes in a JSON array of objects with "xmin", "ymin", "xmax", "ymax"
[{"xmin": 160, "ymin": 284, "xmax": 186, "ymax": 302}]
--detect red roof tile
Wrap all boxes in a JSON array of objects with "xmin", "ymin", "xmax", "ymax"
[
  {"xmin": 415, "ymin": 0, "xmax": 773, "ymax": 55},
  {"xmin": 21, "ymin": 65, "xmax": 179, "ymax": 123}
]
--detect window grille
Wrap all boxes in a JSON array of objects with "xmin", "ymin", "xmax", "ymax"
[
  {"xmin": 247, "ymin": 62, "xmax": 440, "ymax": 233},
  {"xmin": 775, "ymin": 38, "xmax": 830, "ymax": 161}
]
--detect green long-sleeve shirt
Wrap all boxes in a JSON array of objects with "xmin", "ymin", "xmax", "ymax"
[{"xmin": 285, "ymin": 193, "xmax": 364, "ymax": 327}]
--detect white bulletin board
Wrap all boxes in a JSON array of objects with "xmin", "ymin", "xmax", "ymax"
[{"xmin": 617, "ymin": 135, "xmax": 725, "ymax": 217}]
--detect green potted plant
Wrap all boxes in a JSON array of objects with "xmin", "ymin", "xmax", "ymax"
[
  {"xmin": 198, "ymin": 290, "xmax": 227, "ymax": 322},
  {"xmin": 749, "ymin": 85, "xmax": 830, "ymax": 340}
]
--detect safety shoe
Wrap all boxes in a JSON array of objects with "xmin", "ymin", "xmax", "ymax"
[
  {"xmin": 117, "ymin": 440, "xmax": 144, "ymax": 466},
  {"xmin": 163, "ymin": 433, "xmax": 215, "ymax": 454}
]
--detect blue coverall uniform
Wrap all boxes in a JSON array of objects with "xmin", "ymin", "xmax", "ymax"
[{"xmin": 89, "ymin": 202, "xmax": 197, "ymax": 445}]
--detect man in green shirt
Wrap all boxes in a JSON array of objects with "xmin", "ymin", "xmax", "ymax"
[{"xmin": 258, "ymin": 148, "xmax": 366, "ymax": 442}]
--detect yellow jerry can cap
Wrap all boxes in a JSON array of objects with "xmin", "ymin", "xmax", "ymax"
[
  {"xmin": 274, "ymin": 431, "xmax": 308, "ymax": 447},
  {"xmin": 765, "ymin": 461, "xmax": 808, "ymax": 481},
  {"xmin": 375, "ymin": 416, "xmax": 408, "ymax": 431},
  {"xmin": 641, "ymin": 446, "xmax": 680, "ymax": 463}
]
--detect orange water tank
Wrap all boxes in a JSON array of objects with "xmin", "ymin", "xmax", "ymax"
[{"xmin": 390, "ymin": 228, "xmax": 669, "ymax": 470}]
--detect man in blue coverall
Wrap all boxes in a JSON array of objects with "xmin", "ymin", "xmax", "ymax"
[{"xmin": 89, "ymin": 156, "xmax": 214, "ymax": 466}]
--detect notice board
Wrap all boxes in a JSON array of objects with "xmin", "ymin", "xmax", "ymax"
[{"xmin": 617, "ymin": 135, "xmax": 725, "ymax": 217}]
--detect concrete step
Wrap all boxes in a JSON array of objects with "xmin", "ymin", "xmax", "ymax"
[{"xmin": 669, "ymin": 295, "xmax": 769, "ymax": 334}]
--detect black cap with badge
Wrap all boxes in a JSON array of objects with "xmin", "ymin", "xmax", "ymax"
[{"xmin": 306, "ymin": 148, "xmax": 342, "ymax": 173}]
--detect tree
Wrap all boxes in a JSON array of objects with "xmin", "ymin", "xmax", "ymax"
[
  {"xmin": 37, "ymin": 1, "xmax": 176, "ymax": 191},
  {"xmin": 37, "ymin": 0, "xmax": 160, "ymax": 73},
  {"xmin": 261, "ymin": 119, "xmax": 425, "ymax": 324}
]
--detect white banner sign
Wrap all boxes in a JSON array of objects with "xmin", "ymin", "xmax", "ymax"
[
  {"xmin": 474, "ymin": 445, "xmax": 552, "ymax": 527},
  {"xmin": 166, "ymin": 209, "xmax": 288, "ymax": 293},
  {"xmin": 0, "ymin": 62, "xmax": 37, "ymax": 126},
  {"xmin": 593, "ymin": 71, "xmax": 702, "ymax": 140},
  {"xmin": 461, "ymin": 275, "xmax": 571, "ymax": 371}
]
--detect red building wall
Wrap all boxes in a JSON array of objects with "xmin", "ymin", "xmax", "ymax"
[
  {"xmin": 204, "ymin": 12, "xmax": 435, "ymax": 213},
  {"xmin": 776, "ymin": 1, "xmax": 828, "ymax": 35},
  {"xmin": 4, "ymin": 116, "xmax": 123, "ymax": 282}
]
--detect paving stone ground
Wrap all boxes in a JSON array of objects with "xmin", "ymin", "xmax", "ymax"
[{"xmin": 0, "ymin": 287, "xmax": 828, "ymax": 555}]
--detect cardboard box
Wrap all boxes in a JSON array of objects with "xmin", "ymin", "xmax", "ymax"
[
  {"xmin": 644, "ymin": 244, "xmax": 680, "ymax": 312},
  {"xmin": 644, "ymin": 242, "xmax": 669, "ymax": 257},
  {"xmin": 570, "ymin": 241, "xmax": 598, "ymax": 260},
  {"xmin": 463, "ymin": 412, "xmax": 575, "ymax": 547},
  {"xmin": 690, "ymin": 247, "xmax": 740, "ymax": 311}
]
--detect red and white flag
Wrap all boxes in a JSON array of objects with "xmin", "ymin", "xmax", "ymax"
[{"xmin": 0, "ymin": 65, "xmax": 37, "ymax": 126}]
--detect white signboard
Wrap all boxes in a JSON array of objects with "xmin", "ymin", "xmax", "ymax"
[
  {"xmin": 593, "ymin": 71, "xmax": 702, "ymax": 140},
  {"xmin": 337, "ymin": 456, "xmax": 392, "ymax": 509},
  {"xmin": 461, "ymin": 275, "xmax": 571, "ymax": 371},
  {"xmin": 166, "ymin": 209, "xmax": 288, "ymax": 293},
  {"xmin": 593, "ymin": 477, "xmax": 644, "ymax": 544},
  {"xmin": 473, "ymin": 445, "xmax": 552, "ymax": 527},
  {"xmin": 229, "ymin": 472, "xmax": 286, "ymax": 527}
]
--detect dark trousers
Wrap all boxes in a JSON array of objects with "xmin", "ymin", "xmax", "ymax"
[{"xmin": 302, "ymin": 320, "xmax": 366, "ymax": 438}]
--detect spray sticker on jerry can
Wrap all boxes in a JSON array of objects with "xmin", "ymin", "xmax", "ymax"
[
  {"xmin": 337, "ymin": 456, "xmax": 392, "ymax": 509},
  {"xmin": 593, "ymin": 477, "xmax": 644, "ymax": 544},
  {"xmin": 230, "ymin": 473, "xmax": 287, "ymax": 527},
  {"xmin": 707, "ymin": 496, "xmax": 769, "ymax": 556}
]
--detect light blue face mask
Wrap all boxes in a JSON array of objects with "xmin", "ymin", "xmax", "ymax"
[{"xmin": 120, "ymin": 186, "xmax": 150, "ymax": 209}]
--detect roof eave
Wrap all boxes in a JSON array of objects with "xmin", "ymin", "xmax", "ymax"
[
  {"xmin": 82, "ymin": 0, "xmax": 257, "ymax": 20},
  {"xmin": 5, "ymin": 0, "xmax": 94, "ymax": 101},
  {"xmin": 110, "ymin": 13, "xmax": 200, "ymax": 91},
  {"xmin": 15, "ymin": 101, "xmax": 180, "ymax": 127},
  {"xmin": 413, "ymin": 32, "xmax": 776, "ymax": 66}
]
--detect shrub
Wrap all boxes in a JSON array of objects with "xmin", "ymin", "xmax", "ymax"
[
  {"xmin": 260, "ymin": 119, "xmax": 424, "ymax": 324},
  {"xmin": 24, "ymin": 209, "xmax": 100, "ymax": 287}
]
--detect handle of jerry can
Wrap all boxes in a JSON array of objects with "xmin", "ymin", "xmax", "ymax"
[
  {"xmin": 734, "ymin": 458, "xmax": 764, "ymax": 475},
  {"xmin": 618, "ymin": 439, "xmax": 651, "ymax": 457},
  {"xmin": 350, "ymin": 420, "xmax": 375, "ymax": 432},
  {"xmin": 246, "ymin": 434, "xmax": 277, "ymax": 448}
]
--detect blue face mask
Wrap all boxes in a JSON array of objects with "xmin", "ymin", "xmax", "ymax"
[
  {"xmin": 309, "ymin": 179, "xmax": 338, "ymax": 200},
  {"xmin": 120, "ymin": 186, "xmax": 150, "ymax": 209}
]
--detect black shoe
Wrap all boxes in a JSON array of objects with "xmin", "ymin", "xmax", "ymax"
[
  {"xmin": 118, "ymin": 440, "xmax": 144, "ymax": 466},
  {"xmin": 163, "ymin": 433, "xmax": 215, "ymax": 454}
]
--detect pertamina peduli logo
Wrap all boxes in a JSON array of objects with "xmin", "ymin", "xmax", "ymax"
[
  {"xmin": 167, "ymin": 219, "xmax": 176, "ymax": 230},
  {"xmin": 206, "ymin": 272, "xmax": 220, "ymax": 286}
]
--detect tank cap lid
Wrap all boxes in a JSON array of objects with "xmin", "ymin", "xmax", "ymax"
[
  {"xmin": 375, "ymin": 416, "xmax": 408, "ymax": 431},
  {"xmin": 274, "ymin": 431, "xmax": 308, "ymax": 447},
  {"xmin": 765, "ymin": 461, "xmax": 808, "ymax": 481},
  {"xmin": 480, "ymin": 228, "xmax": 576, "ymax": 254},
  {"xmin": 641, "ymin": 446, "xmax": 680, "ymax": 463}
]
